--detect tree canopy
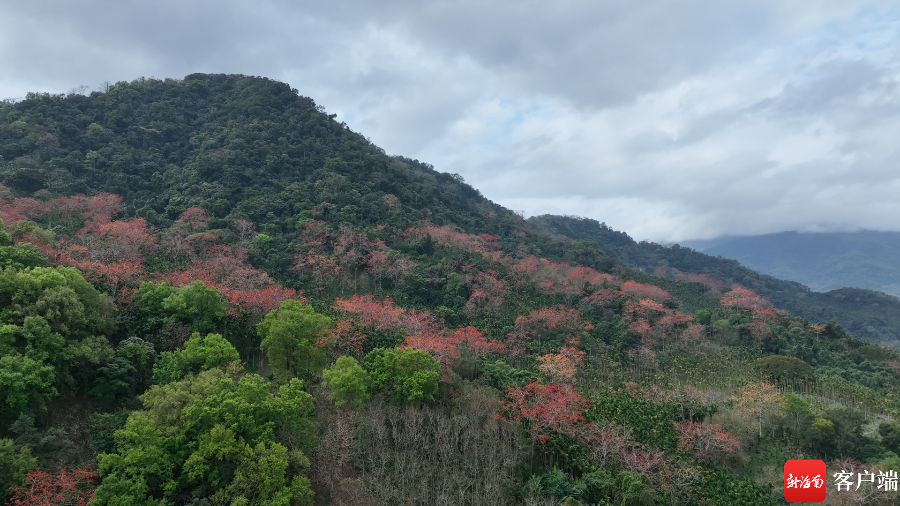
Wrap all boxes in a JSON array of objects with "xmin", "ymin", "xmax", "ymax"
[
  {"xmin": 257, "ymin": 300, "xmax": 330, "ymax": 382},
  {"xmin": 94, "ymin": 369, "xmax": 315, "ymax": 505}
]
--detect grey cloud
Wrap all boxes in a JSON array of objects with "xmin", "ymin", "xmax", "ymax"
[
  {"xmin": 0, "ymin": 1, "xmax": 831, "ymax": 104},
  {"xmin": 760, "ymin": 58, "xmax": 892, "ymax": 117},
  {"xmin": 1, "ymin": 0, "xmax": 899, "ymax": 242},
  {"xmin": 347, "ymin": 0, "xmax": 790, "ymax": 108}
]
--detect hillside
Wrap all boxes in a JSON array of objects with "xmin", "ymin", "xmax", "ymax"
[
  {"xmin": 1, "ymin": 74, "xmax": 900, "ymax": 505},
  {"xmin": 692, "ymin": 231, "xmax": 900, "ymax": 298},
  {"xmin": 530, "ymin": 215, "xmax": 900, "ymax": 345},
  {"xmin": 4, "ymin": 74, "xmax": 898, "ymax": 344},
  {"xmin": 0, "ymin": 74, "xmax": 616, "ymax": 281}
]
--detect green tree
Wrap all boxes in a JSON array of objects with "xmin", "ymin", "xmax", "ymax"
[
  {"xmin": 822, "ymin": 407, "xmax": 879, "ymax": 460},
  {"xmin": 181, "ymin": 332, "xmax": 240, "ymax": 370},
  {"xmin": 811, "ymin": 417, "xmax": 835, "ymax": 437},
  {"xmin": 257, "ymin": 300, "xmax": 330, "ymax": 382},
  {"xmin": 152, "ymin": 332, "xmax": 240, "ymax": 384},
  {"xmin": 478, "ymin": 359, "xmax": 532, "ymax": 390},
  {"xmin": 184, "ymin": 425, "xmax": 313, "ymax": 506},
  {"xmin": 0, "ymin": 354, "xmax": 57, "ymax": 423},
  {"xmin": 694, "ymin": 309, "xmax": 712, "ymax": 325},
  {"xmin": 0, "ymin": 243, "xmax": 46, "ymax": 269},
  {"xmin": 807, "ymin": 417, "xmax": 836, "ymax": 456},
  {"xmin": 880, "ymin": 421, "xmax": 900, "ymax": 453},
  {"xmin": 363, "ymin": 347, "xmax": 440, "ymax": 403},
  {"xmin": 90, "ymin": 337, "xmax": 157, "ymax": 407},
  {"xmin": 695, "ymin": 467, "xmax": 776, "ymax": 506},
  {"xmin": 0, "ymin": 266, "xmax": 107, "ymax": 340},
  {"xmin": 0, "ymin": 265, "xmax": 112, "ymax": 395},
  {"xmin": 161, "ymin": 281, "xmax": 227, "ymax": 334},
  {"xmin": 781, "ymin": 393, "xmax": 813, "ymax": 438},
  {"xmin": 0, "ymin": 438, "xmax": 38, "ymax": 503},
  {"xmin": 714, "ymin": 319, "xmax": 731, "ymax": 333},
  {"xmin": 88, "ymin": 411, "xmax": 130, "ymax": 455},
  {"xmin": 133, "ymin": 281, "xmax": 176, "ymax": 333},
  {"xmin": 20, "ymin": 316, "xmax": 65, "ymax": 364},
  {"xmin": 321, "ymin": 356, "xmax": 369, "ymax": 408},
  {"xmin": 94, "ymin": 368, "xmax": 315, "ymax": 505},
  {"xmin": 89, "ymin": 356, "xmax": 138, "ymax": 406},
  {"xmin": 61, "ymin": 334, "xmax": 115, "ymax": 394},
  {"xmin": 0, "ymin": 220, "xmax": 47, "ymax": 269},
  {"xmin": 752, "ymin": 355, "xmax": 813, "ymax": 384}
]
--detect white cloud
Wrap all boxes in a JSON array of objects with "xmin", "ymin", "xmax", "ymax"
[{"xmin": 1, "ymin": 0, "xmax": 899, "ymax": 242}]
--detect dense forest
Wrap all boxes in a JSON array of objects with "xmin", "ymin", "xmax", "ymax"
[{"xmin": 1, "ymin": 74, "xmax": 900, "ymax": 505}]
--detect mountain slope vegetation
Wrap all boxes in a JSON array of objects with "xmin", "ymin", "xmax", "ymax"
[
  {"xmin": 530, "ymin": 215, "xmax": 900, "ymax": 346},
  {"xmin": 1, "ymin": 74, "xmax": 899, "ymax": 505}
]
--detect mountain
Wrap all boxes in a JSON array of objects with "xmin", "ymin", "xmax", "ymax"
[
  {"xmin": 529, "ymin": 215, "xmax": 900, "ymax": 345},
  {"xmin": 4, "ymin": 73, "xmax": 897, "ymax": 343},
  {"xmin": 2, "ymin": 74, "xmax": 900, "ymax": 505},
  {"xmin": 0, "ymin": 74, "xmax": 609, "ymax": 280},
  {"xmin": 687, "ymin": 231, "xmax": 900, "ymax": 298}
]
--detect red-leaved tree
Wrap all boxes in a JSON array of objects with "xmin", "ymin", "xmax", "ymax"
[
  {"xmin": 0, "ymin": 189, "xmax": 122, "ymax": 229},
  {"xmin": 317, "ymin": 319, "xmax": 369, "ymax": 357},
  {"xmin": 402, "ymin": 326, "xmax": 506, "ymax": 368},
  {"xmin": 510, "ymin": 255, "xmax": 615, "ymax": 301},
  {"xmin": 6, "ymin": 465, "xmax": 97, "ymax": 506},
  {"xmin": 464, "ymin": 269, "xmax": 507, "ymax": 316},
  {"xmin": 158, "ymin": 245, "xmax": 299, "ymax": 317},
  {"xmin": 619, "ymin": 281, "xmax": 671, "ymax": 302},
  {"xmin": 673, "ymin": 421, "xmax": 740, "ymax": 464},
  {"xmin": 720, "ymin": 287, "xmax": 771, "ymax": 311},
  {"xmin": 334, "ymin": 294, "xmax": 441, "ymax": 335},
  {"xmin": 506, "ymin": 305, "xmax": 593, "ymax": 355},
  {"xmin": 406, "ymin": 221, "xmax": 509, "ymax": 263},
  {"xmin": 720, "ymin": 288, "xmax": 782, "ymax": 339},
  {"xmin": 498, "ymin": 381, "xmax": 588, "ymax": 443}
]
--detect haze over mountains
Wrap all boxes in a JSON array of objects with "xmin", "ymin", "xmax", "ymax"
[{"xmin": 684, "ymin": 231, "xmax": 900, "ymax": 299}]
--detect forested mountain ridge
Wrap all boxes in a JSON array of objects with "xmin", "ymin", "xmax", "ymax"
[
  {"xmin": 1, "ymin": 74, "xmax": 900, "ymax": 505},
  {"xmin": 529, "ymin": 215, "xmax": 900, "ymax": 346},
  {"xmin": 0, "ymin": 73, "xmax": 526, "ymax": 231},
  {"xmin": 0, "ymin": 74, "xmax": 614, "ymax": 282}
]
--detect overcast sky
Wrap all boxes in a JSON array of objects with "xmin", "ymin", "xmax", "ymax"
[{"xmin": 2, "ymin": 1, "xmax": 899, "ymax": 242}]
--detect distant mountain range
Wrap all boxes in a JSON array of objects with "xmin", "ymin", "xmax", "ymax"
[{"xmin": 682, "ymin": 231, "xmax": 900, "ymax": 298}]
